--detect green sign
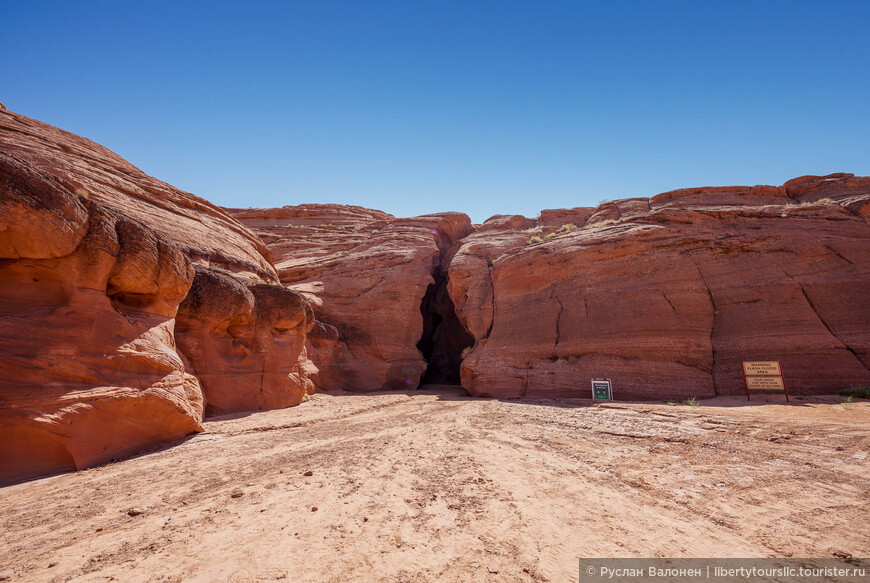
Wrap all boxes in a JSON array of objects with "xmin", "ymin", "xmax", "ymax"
[{"xmin": 591, "ymin": 379, "xmax": 612, "ymax": 400}]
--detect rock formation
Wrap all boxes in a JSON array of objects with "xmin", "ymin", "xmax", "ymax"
[
  {"xmin": 232, "ymin": 179, "xmax": 870, "ymax": 400},
  {"xmin": 0, "ymin": 110, "xmax": 315, "ymax": 484},
  {"xmin": 230, "ymin": 205, "xmax": 473, "ymax": 391},
  {"xmin": 2, "ymin": 106, "xmax": 869, "ymax": 482},
  {"xmin": 0, "ymin": 109, "xmax": 276, "ymax": 281},
  {"xmin": 0, "ymin": 152, "xmax": 203, "ymax": 483},
  {"xmin": 175, "ymin": 266, "xmax": 315, "ymax": 415},
  {"xmin": 450, "ymin": 175, "xmax": 870, "ymax": 399}
]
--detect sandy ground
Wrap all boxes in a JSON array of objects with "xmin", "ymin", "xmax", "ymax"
[{"xmin": 1, "ymin": 389, "xmax": 869, "ymax": 582}]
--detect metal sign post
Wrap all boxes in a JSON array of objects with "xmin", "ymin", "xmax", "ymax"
[
  {"xmin": 742, "ymin": 361, "xmax": 789, "ymax": 402},
  {"xmin": 591, "ymin": 378, "xmax": 612, "ymax": 401}
]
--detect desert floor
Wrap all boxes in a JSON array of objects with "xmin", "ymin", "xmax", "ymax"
[{"xmin": 1, "ymin": 389, "xmax": 868, "ymax": 582}]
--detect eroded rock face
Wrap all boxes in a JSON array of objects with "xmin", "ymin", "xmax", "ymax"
[
  {"xmin": 176, "ymin": 267, "xmax": 315, "ymax": 415},
  {"xmin": 452, "ymin": 174, "xmax": 870, "ymax": 399},
  {"xmin": 229, "ymin": 205, "xmax": 473, "ymax": 391},
  {"xmin": 3, "ymin": 104, "xmax": 868, "ymax": 488},
  {"xmin": 232, "ymin": 176, "xmax": 869, "ymax": 399},
  {"xmin": 0, "ymin": 111, "xmax": 317, "ymax": 484},
  {"xmin": 0, "ymin": 153, "xmax": 203, "ymax": 483},
  {"xmin": 0, "ymin": 109, "xmax": 277, "ymax": 281}
]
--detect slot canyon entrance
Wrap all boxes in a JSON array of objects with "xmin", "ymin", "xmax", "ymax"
[{"xmin": 416, "ymin": 266, "xmax": 475, "ymax": 387}]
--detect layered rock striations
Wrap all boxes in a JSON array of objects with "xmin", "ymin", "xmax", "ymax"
[
  {"xmin": 230, "ymin": 205, "xmax": 473, "ymax": 391},
  {"xmin": 0, "ymin": 109, "xmax": 276, "ymax": 281},
  {"xmin": 0, "ymin": 110, "xmax": 315, "ymax": 484},
  {"xmin": 0, "ymin": 152, "xmax": 203, "ymax": 482},
  {"xmin": 451, "ymin": 174, "xmax": 870, "ymax": 399},
  {"xmin": 232, "ymin": 176, "xmax": 869, "ymax": 401},
  {"xmin": 3, "ymin": 106, "xmax": 869, "ymax": 482}
]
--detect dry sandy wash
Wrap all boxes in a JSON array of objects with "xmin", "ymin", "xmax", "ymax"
[{"xmin": 1, "ymin": 390, "xmax": 868, "ymax": 582}]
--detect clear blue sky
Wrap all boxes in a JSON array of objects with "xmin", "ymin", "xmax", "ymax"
[{"xmin": 4, "ymin": 1, "xmax": 869, "ymax": 223}]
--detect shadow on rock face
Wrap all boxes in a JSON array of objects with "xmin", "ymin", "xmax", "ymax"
[
  {"xmin": 175, "ymin": 266, "xmax": 316, "ymax": 416},
  {"xmin": 305, "ymin": 319, "xmax": 365, "ymax": 392},
  {"xmin": 0, "ymin": 153, "xmax": 203, "ymax": 484}
]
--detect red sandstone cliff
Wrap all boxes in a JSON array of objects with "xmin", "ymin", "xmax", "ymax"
[
  {"xmin": 233, "ymin": 177, "xmax": 870, "ymax": 400},
  {"xmin": 0, "ymin": 110, "xmax": 276, "ymax": 281},
  {"xmin": 0, "ymin": 151, "xmax": 204, "ymax": 482},
  {"xmin": 229, "ymin": 205, "xmax": 473, "ymax": 391},
  {"xmin": 3, "ymin": 107, "xmax": 870, "ymax": 484},
  {"xmin": 0, "ymin": 110, "xmax": 315, "ymax": 484},
  {"xmin": 451, "ymin": 175, "xmax": 870, "ymax": 399}
]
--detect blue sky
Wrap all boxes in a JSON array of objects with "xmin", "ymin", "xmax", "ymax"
[{"xmin": 4, "ymin": 1, "xmax": 869, "ymax": 223}]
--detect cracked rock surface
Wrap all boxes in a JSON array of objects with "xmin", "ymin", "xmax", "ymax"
[
  {"xmin": 449, "ymin": 175, "xmax": 870, "ymax": 399},
  {"xmin": 230, "ymin": 205, "xmax": 473, "ymax": 391},
  {"xmin": 233, "ymin": 175, "xmax": 870, "ymax": 400}
]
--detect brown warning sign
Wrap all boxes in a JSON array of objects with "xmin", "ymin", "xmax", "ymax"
[{"xmin": 742, "ymin": 360, "xmax": 789, "ymax": 402}]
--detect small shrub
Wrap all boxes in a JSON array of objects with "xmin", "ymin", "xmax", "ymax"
[
  {"xmin": 666, "ymin": 401, "xmax": 677, "ymax": 406},
  {"xmin": 557, "ymin": 223, "xmax": 577, "ymax": 233},
  {"xmin": 686, "ymin": 396, "xmax": 699, "ymax": 407},
  {"xmin": 460, "ymin": 347, "xmax": 472, "ymax": 359},
  {"xmin": 839, "ymin": 386, "xmax": 870, "ymax": 399},
  {"xmin": 800, "ymin": 197, "xmax": 837, "ymax": 207},
  {"xmin": 545, "ymin": 232, "xmax": 556, "ymax": 239},
  {"xmin": 566, "ymin": 355, "xmax": 579, "ymax": 364},
  {"xmin": 527, "ymin": 236, "xmax": 544, "ymax": 244}
]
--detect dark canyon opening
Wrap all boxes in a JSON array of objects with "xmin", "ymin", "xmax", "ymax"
[{"xmin": 416, "ymin": 266, "xmax": 475, "ymax": 386}]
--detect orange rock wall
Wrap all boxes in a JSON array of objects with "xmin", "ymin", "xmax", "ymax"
[
  {"xmin": 3, "ymin": 107, "xmax": 869, "ymax": 484},
  {"xmin": 1, "ymin": 111, "xmax": 315, "ymax": 484},
  {"xmin": 451, "ymin": 175, "xmax": 870, "ymax": 399},
  {"xmin": 230, "ymin": 205, "xmax": 473, "ymax": 391},
  {"xmin": 0, "ymin": 152, "xmax": 204, "ymax": 483},
  {"xmin": 176, "ymin": 267, "xmax": 315, "ymax": 415},
  {"xmin": 0, "ymin": 110, "xmax": 276, "ymax": 281}
]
